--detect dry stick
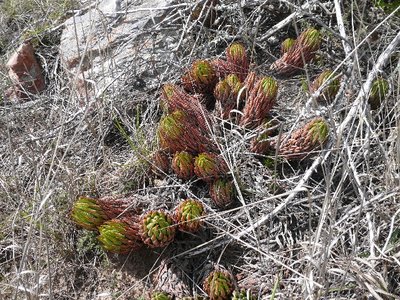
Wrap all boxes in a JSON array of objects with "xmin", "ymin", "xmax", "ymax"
[{"xmin": 333, "ymin": 0, "xmax": 352, "ymax": 55}]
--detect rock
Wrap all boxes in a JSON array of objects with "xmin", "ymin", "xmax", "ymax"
[
  {"xmin": 59, "ymin": 0, "xmax": 181, "ymax": 98},
  {"xmin": 5, "ymin": 41, "xmax": 45, "ymax": 100}
]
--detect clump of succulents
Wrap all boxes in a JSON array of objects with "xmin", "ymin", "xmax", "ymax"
[
  {"xmin": 174, "ymin": 199, "xmax": 205, "ymax": 232},
  {"xmin": 70, "ymin": 196, "xmax": 107, "ymax": 230},
  {"xmin": 271, "ymin": 27, "xmax": 322, "ymax": 76},
  {"xmin": 182, "ymin": 60, "xmax": 218, "ymax": 95},
  {"xmin": 203, "ymin": 269, "xmax": 234, "ymax": 300},
  {"xmin": 231, "ymin": 290, "xmax": 256, "ymax": 300},
  {"xmin": 209, "ymin": 178, "xmax": 236, "ymax": 208},
  {"xmin": 151, "ymin": 291, "xmax": 172, "ymax": 300},
  {"xmin": 97, "ymin": 217, "xmax": 142, "ymax": 254},
  {"xmin": 140, "ymin": 210, "xmax": 176, "ymax": 248},
  {"xmin": 158, "ymin": 110, "xmax": 215, "ymax": 154},
  {"xmin": 368, "ymin": 78, "xmax": 389, "ymax": 110},
  {"xmin": 309, "ymin": 69, "xmax": 340, "ymax": 102},
  {"xmin": 172, "ymin": 151, "xmax": 195, "ymax": 180},
  {"xmin": 277, "ymin": 118, "xmax": 329, "ymax": 159},
  {"xmin": 152, "ymin": 150, "xmax": 171, "ymax": 178},
  {"xmin": 240, "ymin": 77, "xmax": 278, "ymax": 128},
  {"xmin": 214, "ymin": 74, "xmax": 244, "ymax": 119},
  {"xmin": 194, "ymin": 152, "xmax": 229, "ymax": 182},
  {"xmin": 280, "ymin": 37, "xmax": 295, "ymax": 54}
]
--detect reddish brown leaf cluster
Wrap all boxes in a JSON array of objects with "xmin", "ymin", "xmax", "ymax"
[
  {"xmin": 213, "ymin": 74, "xmax": 243, "ymax": 119},
  {"xmin": 240, "ymin": 77, "xmax": 278, "ymax": 129},
  {"xmin": 270, "ymin": 28, "xmax": 322, "ymax": 76},
  {"xmin": 276, "ymin": 118, "xmax": 329, "ymax": 159},
  {"xmin": 158, "ymin": 110, "xmax": 216, "ymax": 154}
]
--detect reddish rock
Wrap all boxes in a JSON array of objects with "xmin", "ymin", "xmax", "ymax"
[{"xmin": 6, "ymin": 41, "xmax": 45, "ymax": 99}]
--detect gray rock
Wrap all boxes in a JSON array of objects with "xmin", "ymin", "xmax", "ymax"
[{"xmin": 59, "ymin": 0, "xmax": 181, "ymax": 98}]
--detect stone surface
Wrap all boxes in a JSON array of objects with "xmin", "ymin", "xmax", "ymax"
[
  {"xmin": 5, "ymin": 41, "xmax": 45, "ymax": 100},
  {"xmin": 59, "ymin": 0, "xmax": 181, "ymax": 98}
]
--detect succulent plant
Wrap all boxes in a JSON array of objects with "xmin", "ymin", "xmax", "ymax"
[
  {"xmin": 160, "ymin": 83, "xmax": 211, "ymax": 132},
  {"xmin": 194, "ymin": 152, "xmax": 229, "ymax": 182},
  {"xmin": 140, "ymin": 210, "xmax": 176, "ymax": 248},
  {"xmin": 240, "ymin": 77, "xmax": 278, "ymax": 129},
  {"xmin": 209, "ymin": 178, "xmax": 236, "ymax": 208},
  {"xmin": 309, "ymin": 69, "xmax": 340, "ymax": 102},
  {"xmin": 172, "ymin": 151, "xmax": 195, "ymax": 181},
  {"xmin": 158, "ymin": 110, "xmax": 215, "ymax": 154},
  {"xmin": 226, "ymin": 43, "xmax": 249, "ymax": 81},
  {"xmin": 97, "ymin": 217, "xmax": 142, "ymax": 254},
  {"xmin": 174, "ymin": 199, "xmax": 205, "ymax": 232},
  {"xmin": 231, "ymin": 290, "xmax": 256, "ymax": 300},
  {"xmin": 203, "ymin": 269, "xmax": 234, "ymax": 300},
  {"xmin": 368, "ymin": 78, "xmax": 389, "ymax": 110},
  {"xmin": 152, "ymin": 150, "xmax": 171, "ymax": 177},
  {"xmin": 281, "ymin": 37, "xmax": 295, "ymax": 54},
  {"xmin": 277, "ymin": 118, "xmax": 329, "ymax": 160},
  {"xmin": 70, "ymin": 196, "xmax": 107, "ymax": 231},
  {"xmin": 182, "ymin": 60, "xmax": 218, "ymax": 94},
  {"xmin": 271, "ymin": 28, "xmax": 322, "ymax": 76},
  {"xmin": 214, "ymin": 74, "xmax": 243, "ymax": 119},
  {"xmin": 151, "ymin": 291, "xmax": 172, "ymax": 300}
]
